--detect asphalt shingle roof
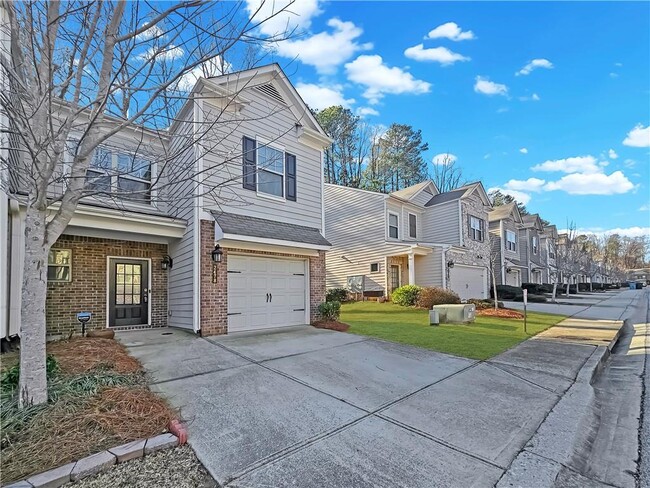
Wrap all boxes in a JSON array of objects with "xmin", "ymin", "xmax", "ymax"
[
  {"xmin": 211, "ymin": 211, "xmax": 331, "ymax": 247},
  {"xmin": 424, "ymin": 188, "xmax": 466, "ymax": 206}
]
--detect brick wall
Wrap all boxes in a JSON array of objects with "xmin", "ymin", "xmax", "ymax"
[
  {"xmin": 198, "ymin": 219, "xmax": 327, "ymax": 336},
  {"xmin": 46, "ymin": 235, "xmax": 168, "ymax": 337}
]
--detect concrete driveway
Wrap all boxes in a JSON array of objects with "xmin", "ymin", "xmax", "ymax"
[{"xmin": 118, "ymin": 325, "xmax": 600, "ymax": 487}]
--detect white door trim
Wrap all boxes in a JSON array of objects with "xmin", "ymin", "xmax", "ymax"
[{"xmin": 105, "ymin": 256, "xmax": 152, "ymax": 328}]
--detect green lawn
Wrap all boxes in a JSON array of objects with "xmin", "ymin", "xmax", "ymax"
[{"xmin": 340, "ymin": 301, "xmax": 567, "ymax": 360}]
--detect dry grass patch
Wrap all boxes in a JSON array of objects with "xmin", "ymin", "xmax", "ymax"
[{"xmin": 0, "ymin": 338, "xmax": 175, "ymax": 485}]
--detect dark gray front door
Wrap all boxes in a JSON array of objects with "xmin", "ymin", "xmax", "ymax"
[{"xmin": 108, "ymin": 258, "xmax": 149, "ymax": 327}]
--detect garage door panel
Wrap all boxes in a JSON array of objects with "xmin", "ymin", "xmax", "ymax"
[
  {"xmin": 450, "ymin": 266, "xmax": 487, "ymax": 300},
  {"xmin": 228, "ymin": 256, "xmax": 248, "ymax": 273}
]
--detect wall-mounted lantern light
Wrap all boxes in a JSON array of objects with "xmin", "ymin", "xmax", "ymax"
[
  {"xmin": 506, "ymin": 267, "xmax": 512, "ymax": 273},
  {"xmin": 447, "ymin": 260, "xmax": 455, "ymax": 268},
  {"xmin": 161, "ymin": 255, "xmax": 173, "ymax": 270},
  {"xmin": 211, "ymin": 244, "xmax": 223, "ymax": 264}
]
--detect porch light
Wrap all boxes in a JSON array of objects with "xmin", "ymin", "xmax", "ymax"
[
  {"xmin": 447, "ymin": 260, "xmax": 455, "ymax": 268},
  {"xmin": 506, "ymin": 267, "xmax": 512, "ymax": 273},
  {"xmin": 211, "ymin": 244, "xmax": 223, "ymax": 264},
  {"xmin": 161, "ymin": 255, "xmax": 173, "ymax": 270}
]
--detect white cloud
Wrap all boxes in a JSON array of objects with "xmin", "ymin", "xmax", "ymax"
[
  {"xmin": 245, "ymin": 0, "xmax": 322, "ymax": 37},
  {"xmin": 137, "ymin": 44, "xmax": 184, "ymax": 62},
  {"xmin": 544, "ymin": 171, "xmax": 636, "ymax": 195},
  {"xmin": 519, "ymin": 93, "xmax": 540, "ymax": 102},
  {"xmin": 496, "ymin": 107, "xmax": 509, "ymax": 114},
  {"xmin": 573, "ymin": 226, "xmax": 650, "ymax": 239},
  {"xmin": 432, "ymin": 153, "xmax": 457, "ymax": 165},
  {"xmin": 520, "ymin": 147, "xmax": 528, "ymax": 154},
  {"xmin": 135, "ymin": 23, "xmax": 163, "ymax": 41},
  {"xmin": 176, "ymin": 57, "xmax": 231, "ymax": 91},
  {"xmin": 425, "ymin": 22, "xmax": 475, "ymax": 41},
  {"xmin": 356, "ymin": 106, "xmax": 379, "ymax": 117},
  {"xmin": 474, "ymin": 76, "xmax": 508, "ymax": 96},
  {"xmin": 608, "ymin": 149, "xmax": 618, "ymax": 159},
  {"xmin": 623, "ymin": 124, "xmax": 650, "ymax": 147},
  {"xmin": 345, "ymin": 55, "xmax": 431, "ymax": 104},
  {"xmin": 639, "ymin": 204, "xmax": 649, "ymax": 212},
  {"xmin": 296, "ymin": 82, "xmax": 354, "ymax": 110},
  {"xmin": 516, "ymin": 58, "xmax": 554, "ymax": 76},
  {"xmin": 404, "ymin": 44, "xmax": 470, "ymax": 65},
  {"xmin": 271, "ymin": 18, "xmax": 372, "ymax": 74},
  {"xmin": 532, "ymin": 155, "xmax": 603, "ymax": 174},
  {"xmin": 487, "ymin": 187, "xmax": 532, "ymax": 205},
  {"xmin": 503, "ymin": 177, "xmax": 546, "ymax": 193},
  {"xmin": 609, "ymin": 72, "xmax": 619, "ymax": 79}
]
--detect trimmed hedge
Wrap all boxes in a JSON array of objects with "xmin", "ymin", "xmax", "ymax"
[
  {"xmin": 492, "ymin": 285, "xmax": 523, "ymax": 300},
  {"xmin": 416, "ymin": 287, "xmax": 461, "ymax": 309},
  {"xmin": 391, "ymin": 285, "xmax": 422, "ymax": 307},
  {"xmin": 513, "ymin": 293, "xmax": 547, "ymax": 303},
  {"xmin": 467, "ymin": 298, "xmax": 504, "ymax": 310}
]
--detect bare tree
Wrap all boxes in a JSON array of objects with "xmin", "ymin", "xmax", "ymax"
[
  {"xmin": 487, "ymin": 232, "xmax": 500, "ymax": 310},
  {"xmin": 556, "ymin": 223, "xmax": 582, "ymax": 297},
  {"xmin": 0, "ymin": 0, "xmax": 301, "ymax": 406},
  {"xmin": 431, "ymin": 154, "xmax": 465, "ymax": 193}
]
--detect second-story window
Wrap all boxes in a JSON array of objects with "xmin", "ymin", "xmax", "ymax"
[
  {"xmin": 388, "ymin": 213, "xmax": 399, "ymax": 239},
  {"xmin": 532, "ymin": 236, "xmax": 539, "ymax": 255},
  {"xmin": 408, "ymin": 213, "xmax": 417, "ymax": 238},
  {"xmin": 257, "ymin": 145, "xmax": 284, "ymax": 198},
  {"xmin": 469, "ymin": 216, "xmax": 484, "ymax": 241},
  {"xmin": 548, "ymin": 242, "xmax": 556, "ymax": 259},
  {"xmin": 506, "ymin": 230, "xmax": 517, "ymax": 251}
]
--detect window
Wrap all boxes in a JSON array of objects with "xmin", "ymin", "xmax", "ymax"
[
  {"xmin": 370, "ymin": 262, "xmax": 379, "ymax": 273},
  {"xmin": 469, "ymin": 216, "xmax": 484, "ymax": 241},
  {"xmin": 48, "ymin": 249, "xmax": 72, "ymax": 282},
  {"xmin": 532, "ymin": 236, "xmax": 539, "ymax": 255},
  {"xmin": 84, "ymin": 145, "xmax": 152, "ymax": 202},
  {"xmin": 257, "ymin": 144, "xmax": 284, "ymax": 198},
  {"xmin": 408, "ymin": 213, "xmax": 417, "ymax": 239},
  {"xmin": 548, "ymin": 242, "xmax": 556, "ymax": 259},
  {"xmin": 388, "ymin": 213, "xmax": 399, "ymax": 239},
  {"xmin": 506, "ymin": 230, "xmax": 517, "ymax": 251}
]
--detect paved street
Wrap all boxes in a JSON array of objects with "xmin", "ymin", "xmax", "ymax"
[{"xmin": 117, "ymin": 289, "xmax": 646, "ymax": 487}]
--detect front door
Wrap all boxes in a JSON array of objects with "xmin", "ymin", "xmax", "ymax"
[
  {"xmin": 390, "ymin": 265, "xmax": 401, "ymax": 292},
  {"xmin": 108, "ymin": 258, "xmax": 149, "ymax": 327}
]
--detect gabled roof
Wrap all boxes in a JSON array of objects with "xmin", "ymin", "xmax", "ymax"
[
  {"xmin": 522, "ymin": 213, "xmax": 544, "ymax": 231},
  {"xmin": 424, "ymin": 181, "xmax": 492, "ymax": 208},
  {"xmin": 390, "ymin": 180, "xmax": 439, "ymax": 202},
  {"xmin": 488, "ymin": 202, "xmax": 523, "ymax": 223},
  {"xmin": 543, "ymin": 224, "xmax": 558, "ymax": 239}
]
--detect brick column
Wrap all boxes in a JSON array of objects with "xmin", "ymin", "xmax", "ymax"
[
  {"xmin": 199, "ymin": 220, "xmax": 228, "ymax": 336},
  {"xmin": 309, "ymin": 250, "xmax": 326, "ymax": 323}
]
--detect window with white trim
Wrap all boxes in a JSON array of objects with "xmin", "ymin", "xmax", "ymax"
[
  {"xmin": 469, "ymin": 216, "xmax": 484, "ymax": 241},
  {"xmin": 388, "ymin": 213, "xmax": 399, "ymax": 239},
  {"xmin": 82, "ymin": 144, "xmax": 153, "ymax": 203},
  {"xmin": 548, "ymin": 241, "xmax": 556, "ymax": 259},
  {"xmin": 257, "ymin": 144, "xmax": 284, "ymax": 198},
  {"xmin": 48, "ymin": 249, "xmax": 72, "ymax": 282},
  {"xmin": 506, "ymin": 230, "xmax": 517, "ymax": 251},
  {"xmin": 408, "ymin": 213, "xmax": 417, "ymax": 239},
  {"xmin": 532, "ymin": 236, "xmax": 539, "ymax": 255}
]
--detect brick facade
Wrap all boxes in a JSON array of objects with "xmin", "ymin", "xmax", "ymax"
[
  {"xmin": 47, "ymin": 235, "xmax": 168, "ymax": 337},
  {"xmin": 198, "ymin": 219, "xmax": 327, "ymax": 336}
]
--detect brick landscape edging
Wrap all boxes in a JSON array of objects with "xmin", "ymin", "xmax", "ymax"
[{"xmin": 4, "ymin": 427, "xmax": 187, "ymax": 488}]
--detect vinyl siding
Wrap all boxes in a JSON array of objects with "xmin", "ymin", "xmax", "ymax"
[
  {"xmin": 423, "ymin": 200, "xmax": 460, "ymax": 245},
  {"xmin": 410, "ymin": 187, "xmax": 435, "ymax": 207},
  {"xmin": 502, "ymin": 220, "xmax": 522, "ymax": 264},
  {"xmin": 518, "ymin": 228, "xmax": 530, "ymax": 282},
  {"xmin": 414, "ymin": 248, "xmax": 444, "ymax": 288},
  {"xmin": 324, "ymin": 185, "xmax": 407, "ymax": 294},
  {"xmin": 200, "ymin": 88, "xmax": 323, "ymax": 231}
]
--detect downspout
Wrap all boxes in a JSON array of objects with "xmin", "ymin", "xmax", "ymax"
[{"xmin": 499, "ymin": 220, "xmax": 505, "ymax": 285}]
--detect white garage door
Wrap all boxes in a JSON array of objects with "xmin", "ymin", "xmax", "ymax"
[
  {"xmin": 227, "ymin": 255, "xmax": 307, "ymax": 332},
  {"xmin": 450, "ymin": 265, "xmax": 487, "ymax": 300},
  {"xmin": 505, "ymin": 269, "xmax": 521, "ymax": 287}
]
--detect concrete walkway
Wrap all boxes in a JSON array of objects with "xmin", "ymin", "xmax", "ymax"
[{"xmin": 117, "ymin": 290, "xmax": 641, "ymax": 487}]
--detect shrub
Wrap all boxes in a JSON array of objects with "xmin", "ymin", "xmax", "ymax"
[
  {"xmin": 1, "ymin": 355, "xmax": 59, "ymax": 394},
  {"xmin": 514, "ymin": 293, "xmax": 547, "ymax": 303},
  {"xmin": 416, "ymin": 287, "xmax": 461, "ymax": 309},
  {"xmin": 467, "ymin": 298, "xmax": 503, "ymax": 310},
  {"xmin": 493, "ymin": 285, "xmax": 523, "ymax": 300},
  {"xmin": 391, "ymin": 285, "xmax": 422, "ymax": 307},
  {"xmin": 326, "ymin": 288, "xmax": 348, "ymax": 303},
  {"xmin": 318, "ymin": 301, "xmax": 341, "ymax": 321}
]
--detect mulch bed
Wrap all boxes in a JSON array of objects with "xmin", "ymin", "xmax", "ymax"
[
  {"xmin": 312, "ymin": 320, "xmax": 350, "ymax": 332},
  {"xmin": 0, "ymin": 338, "xmax": 175, "ymax": 485},
  {"xmin": 477, "ymin": 308, "xmax": 525, "ymax": 319}
]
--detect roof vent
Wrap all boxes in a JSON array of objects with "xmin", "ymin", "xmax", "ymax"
[{"xmin": 256, "ymin": 83, "xmax": 286, "ymax": 105}]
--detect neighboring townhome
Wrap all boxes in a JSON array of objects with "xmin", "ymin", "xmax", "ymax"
[
  {"xmin": 520, "ymin": 214, "xmax": 546, "ymax": 284},
  {"xmin": 488, "ymin": 202, "xmax": 526, "ymax": 286},
  {"xmin": 324, "ymin": 181, "xmax": 492, "ymax": 301},
  {"xmin": 2, "ymin": 64, "xmax": 332, "ymax": 340},
  {"xmin": 541, "ymin": 224, "xmax": 558, "ymax": 284}
]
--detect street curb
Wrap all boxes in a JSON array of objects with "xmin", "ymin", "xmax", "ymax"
[
  {"xmin": 2, "ymin": 433, "xmax": 181, "ymax": 488},
  {"xmin": 497, "ymin": 319, "xmax": 627, "ymax": 487}
]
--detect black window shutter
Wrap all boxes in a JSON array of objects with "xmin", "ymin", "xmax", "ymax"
[
  {"xmin": 285, "ymin": 153, "xmax": 296, "ymax": 201},
  {"xmin": 242, "ymin": 136, "xmax": 256, "ymax": 190}
]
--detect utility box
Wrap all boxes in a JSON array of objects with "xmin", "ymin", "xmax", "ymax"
[
  {"xmin": 431, "ymin": 304, "xmax": 476, "ymax": 324},
  {"xmin": 429, "ymin": 310, "xmax": 440, "ymax": 326}
]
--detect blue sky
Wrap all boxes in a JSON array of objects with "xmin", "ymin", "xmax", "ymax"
[{"xmin": 244, "ymin": 0, "xmax": 650, "ymax": 237}]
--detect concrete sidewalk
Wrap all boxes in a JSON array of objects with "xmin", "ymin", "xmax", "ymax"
[{"xmin": 117, "ymin": 291, "xmax": 638, "ymax": 487}]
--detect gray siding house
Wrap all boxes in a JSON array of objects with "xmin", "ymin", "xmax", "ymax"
[
  {"xmin": 325, "ymin": 181, "xmax": 493, "ymax": 300},
  {"xmin": 520, "ymin": 214, "xmax": 546, "ymax": 284},
  {"xmin": 488, "ymin": 203, "xmax": 526, "ymax": 286}
]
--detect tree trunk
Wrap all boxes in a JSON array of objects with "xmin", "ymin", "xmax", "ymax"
[
  {"xmin": 491, "ymin": 267, "xmax": 499, "ymax": 310},
  {"xmin": 18, "ymin": 206, "xmax": 50, "ymax": 407},
  {"xmin": 551, "ymin": 281, "xmax": 557, "ymax": 302}
]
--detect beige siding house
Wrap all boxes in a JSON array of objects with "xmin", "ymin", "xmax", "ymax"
[{"xmin": 325, "ymin": 181, "xmax": 493, "ymax": 300}]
